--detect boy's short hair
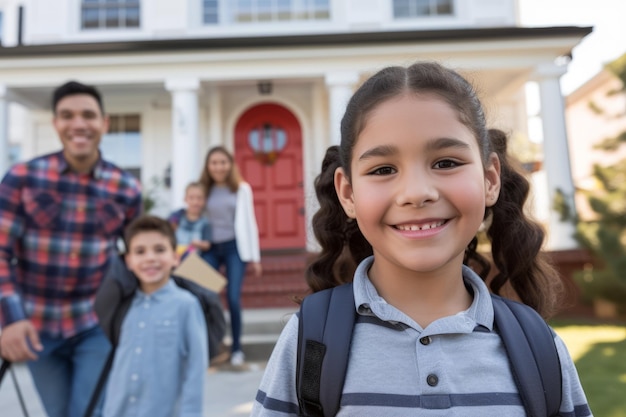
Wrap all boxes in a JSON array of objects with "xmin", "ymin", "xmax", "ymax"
[
  {"xmin": 52, "ymin": 80, "xmax": 105, "ymax": 115},
  {"xmin": 185, "ymin": 181, "xmax": 206, "ymax": 195},
  {"xmin": 124, "ymin": 215, "xmax": 177, "ymax": 251}
]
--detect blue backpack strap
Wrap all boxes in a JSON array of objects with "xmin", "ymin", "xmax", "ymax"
[
  {"xmin": 296, "ymin": 283, "xmax": 356, "ymax": 417},
  {"xmin": 491, "ymin": 295, "xmax": 562, "ymax": 417},
  {"xmin": 167, "ymin": 208, "xmax": 185, "ymax": 227}
]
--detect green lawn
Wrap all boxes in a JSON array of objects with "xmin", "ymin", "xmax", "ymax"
[{"xmin": 552, "ymin": 321, "xmax": 626, "ymax": 417}]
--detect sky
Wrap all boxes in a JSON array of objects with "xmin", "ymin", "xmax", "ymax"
[{"xmin": 518, "ymin": 0, "xmax": 626, "ymax": 95}]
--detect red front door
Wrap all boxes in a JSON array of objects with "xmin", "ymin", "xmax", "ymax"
[{"xmin": 234, "ymin": 103, "xmax": 305, "ymax": 251}]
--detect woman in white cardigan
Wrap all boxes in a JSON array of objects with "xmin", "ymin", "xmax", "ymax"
[{"xmin": 199, "ymin": 146, "xmax": 262, "ymax": 366}]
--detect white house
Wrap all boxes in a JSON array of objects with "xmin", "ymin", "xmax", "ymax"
[
  {"xmin": 565, "ymin": 65, "xmax": 626, "ymax": 219},
  {"xmin": 0, "ymin": 0, "xmax": 591, "ymax": 253}
]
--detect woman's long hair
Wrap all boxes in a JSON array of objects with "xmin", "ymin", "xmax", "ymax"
[{"xmin": 199, "ymin": 146, "xmax": 242, "ymax": 194}]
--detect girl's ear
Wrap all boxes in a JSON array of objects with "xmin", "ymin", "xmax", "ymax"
[
  {"xmin": 334, "ymin": 167, "xmax": 356, "ymax": 218},
  {"xmin": 485, "ymin": 152, "xmax": 501, "ymax": 207}
]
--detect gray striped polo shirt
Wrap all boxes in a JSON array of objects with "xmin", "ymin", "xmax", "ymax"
[{"xmin": 251, "ymin": 257, "xmax": 592, "ymax": 417}]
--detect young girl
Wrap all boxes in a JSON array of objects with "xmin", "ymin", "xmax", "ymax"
[
  {"xmin": 103, "ymin": 215, "xmax": 208, "ymax": 417},
  {"xmin": 251, "ymin": 62, "xmax": 592, "ymax": 416}
]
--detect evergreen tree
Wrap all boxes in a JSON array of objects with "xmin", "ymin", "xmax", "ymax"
[{"xmin": 567, "ymin": 54, "xmax": 626, "ymax": 309}]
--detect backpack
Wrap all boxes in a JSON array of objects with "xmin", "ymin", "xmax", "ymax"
[{"xmin": 296, "ymin": 283, "xmax": 562, "ymax": 417}]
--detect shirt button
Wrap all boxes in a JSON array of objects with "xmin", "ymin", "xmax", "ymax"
[
  {"xmin": 138, "ymin": 321, "xmax": 145, "ymax": 328},
  {"xmin": 129, "ymin": 396, "xmax": 136, "ymax": 403},
  {"xmin": 131, "ymin": 373, "xmax": 138, "ymax": 381},
  {"xmin": 144, "ymin": 303, "xmax": 150, "ymax": 309},
  {"xmin": 135, "ymin": 347, "xmax": 142, "ymax": 354},
  {"xmin": 164, "ymin": 320, "xmax": 170, "ymax": 326},
  {"xmin": 420, "ymin": 336, "xmax": 431, "ymax": 346},
  {"xmin": 427, "ymin": 374, "xmax": 439, "ymax": 387}
]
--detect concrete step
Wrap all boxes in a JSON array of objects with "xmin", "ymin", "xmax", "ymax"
[{"xmin": 219, "ymin": 307, "xmax": 298, "ymax": 364}]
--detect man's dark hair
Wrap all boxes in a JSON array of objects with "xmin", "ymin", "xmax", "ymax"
[
  {"xmin": 52, "ymin": 81, "xmax": 105, "ymax": 115},
  {"xmin": 124, "ymin": 215, "xmax": 177, "ymax": 251}
]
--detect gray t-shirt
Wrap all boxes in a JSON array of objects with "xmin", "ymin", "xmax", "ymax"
[
  {"xmin": 206, "ymin": 185, "xmax": 237, "ymax": 243},
  {"xmin": 251, "ymin": 257, "xmax": 592, "ymax": 417}
]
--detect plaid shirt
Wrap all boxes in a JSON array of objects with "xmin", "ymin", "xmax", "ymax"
[{"xmin": 0, "ymin": 151, "xmax": 142, "ymax": 338}]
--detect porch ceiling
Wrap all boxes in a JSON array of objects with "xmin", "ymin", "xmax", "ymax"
[
  {"xmin": 7, "ymin": 67, "xmax": 527, "ymax": 112},
  {"xmin": 11, "ymin": 83, "xmax": 168, "ymax": 111}
]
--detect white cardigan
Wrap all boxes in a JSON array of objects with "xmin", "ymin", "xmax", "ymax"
[{"xmin": 234, "ymin": 182, "xmax": 261, "ymax": 262}]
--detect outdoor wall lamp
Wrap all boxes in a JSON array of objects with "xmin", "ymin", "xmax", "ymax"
[{"xmin": 257, "ymin": 81, "xmax": 273, "ymax": 95}]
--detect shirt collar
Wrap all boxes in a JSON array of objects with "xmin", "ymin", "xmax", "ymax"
[
  {"xmin": 56, "ymin": 150, "xmax": 105, "ymax": 179},
  {"xmin": 134, "ymin": 279, "xmax": 176, "ymax": 304},
  {"xmin": 460, "ymin": 264, "xmax": 494, "ymax": 330},
  {"xmin": 352, "ymin": 256, "xmax": 494, "ymax": 331}
]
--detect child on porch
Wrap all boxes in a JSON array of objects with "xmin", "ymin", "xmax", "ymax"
[{"xmin": 168, "ymin": 181, "xmax": 212, "ymax": 259}]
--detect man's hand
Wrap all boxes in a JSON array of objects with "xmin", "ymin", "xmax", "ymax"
[{"xmin": 0, "ymin": 320, "xmax": 43, "ymax": 362}]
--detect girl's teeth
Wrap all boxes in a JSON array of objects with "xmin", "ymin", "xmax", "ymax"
[{"xmin": 397, "ymin": 221, "xmax": 443, "ymax": 231}]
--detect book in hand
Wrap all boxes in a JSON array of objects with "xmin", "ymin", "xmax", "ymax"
[{"xmin": 173, "ymin": 250, "xmax": 227, "ymax": 293}]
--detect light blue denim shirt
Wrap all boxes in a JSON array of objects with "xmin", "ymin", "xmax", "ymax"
[
  {"xmin": 103, "ymin": 280, "xmax": 208, "ymax": 417},
  {"xmin": 175, "ymin": 212, "xmax": 212, "ymax": 247}
]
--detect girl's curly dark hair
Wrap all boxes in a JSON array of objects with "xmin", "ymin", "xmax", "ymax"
[{"xmin": 306, "ymin": 61, "xmax": 563, "ymax": 318}]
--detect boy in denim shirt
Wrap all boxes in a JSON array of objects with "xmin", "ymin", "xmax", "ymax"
[{"xmin": 103, "ymin": 215, "xmax": 207, "ymax": 417}]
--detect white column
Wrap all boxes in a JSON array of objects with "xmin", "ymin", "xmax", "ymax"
[
  {"xmin": 311, "ymin": 81, "xmax": 327, "ymax": 176},
  {"xmin": 325, "ymin": 71, "xmax": 359, "ymax": 146},
  {"xmin": 165, "ymin": 78, "xmax": 200, "ymax": 207},
  {"xmin": 305, "ymin": 81, "xmax": 327, "ymax": 252},
  {"xmin": 207, "ymin": 85, "xmax": 222, "ymax": 150},
  {"xmin": 0, "ymin": 85, "xmax": 10, "ymax": 177},
  {"xmin": 1, "ymin": 2, "xmax": 20, "ymax": 47},
  {"xmin": 534, "ymin": 63, "xmax": 578, "ymax": 250}
]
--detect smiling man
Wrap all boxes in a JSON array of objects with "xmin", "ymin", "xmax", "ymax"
[{"xmin": 0, "ymin": 81, "xmax": 142, "ymax": 417}]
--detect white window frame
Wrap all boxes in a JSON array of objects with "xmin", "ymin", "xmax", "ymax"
[
  {"xmin": 392, "ymin": 0, "xmax": 454, "ymax": 19},
  {"xmin": 217, "ymin": 0, "xmax": 330, "ymax": 24},
  {"xmin": 80, "ymin": 0, "xmax": 141, "ymax": 30}
]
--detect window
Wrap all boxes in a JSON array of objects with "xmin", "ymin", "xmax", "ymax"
[
  {"xmin": 0, "ymin": 11, "xmax": 3, "ymax": 44},
  {"xmin": 393, "ymin": 0, "xmax": 453, "ymax": 19},
  {"xmin": 9, "ymin": 144, "xmax": 21, "ymax": 164},
  {"xmin": 203, "ymin": 0, "xmax": 219, "ymax": 24},
  {"xmin": 81, "ymin": 0, "xmax": 140, "ymax": 30},
  {"xmin": 248, "ymin": 123, "xmax": 287, "ymax": 165},
  {"xmin": 223, "ymin": 0, "xmax": 330, "ymax": 24},
  {"xmin": 101, "ymin": 114, "xmax": 142, "ymax": 180}
]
